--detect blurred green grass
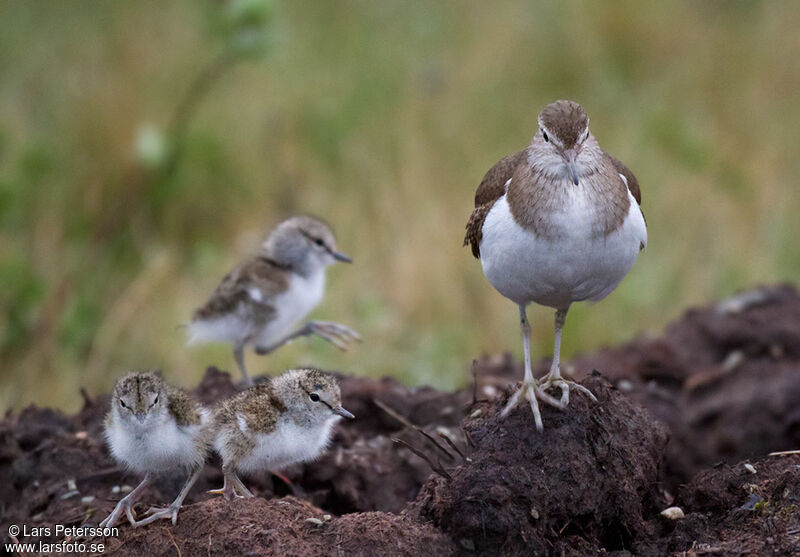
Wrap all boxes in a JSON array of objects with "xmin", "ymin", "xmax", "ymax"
[{"xmin": 1, "ymin": 0, "xmax": 799, "ymax": 412}]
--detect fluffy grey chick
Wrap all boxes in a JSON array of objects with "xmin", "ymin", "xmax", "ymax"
[
  {"xmin": 100, "ymin": 371, "xmax": 209, "ymax": 528},
  {"xmin": 208, "ymin": 368, "xmax": 353, "ymax": 499},
  {"xmin": 187, "ymin": 216, "xmax": 361, "ymax": 385}
]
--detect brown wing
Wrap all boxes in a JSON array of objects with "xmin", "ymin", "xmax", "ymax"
[
  {"xmin": 192, "ymin": 255, "xmax": 289, "ymax": 322},
  {"xmin": 604, "ymin": 151, "xmax": 641, "ymax": 205},
  {"xmin": 464, "ymin": 149, "xmax": 527, "ymax": 258}
]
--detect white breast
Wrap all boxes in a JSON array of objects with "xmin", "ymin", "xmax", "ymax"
[
  {"xmin": 479, "ymin": 183, "xmax": 646, "ymax": 309},
  {"xmin": 231, "ymin": 416, "xmax": 337, "ymax": 475},
  {"xmin": 254, "ymin": 269, "xmax": 326, "ymax": 347},
  {"xmin": 106, "ymin": 410, "xmax": 208, "ymax": 474}
]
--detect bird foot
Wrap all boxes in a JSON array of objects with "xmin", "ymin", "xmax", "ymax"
[
  {"xmin": 305, "ymin": 321, "xmax": 363, "ymax": 351},
  {"xmin": 99, "ymin": 498, "xmax": 137, "ymax": 528},
  {"xmin": 538, "ymin": 371, "xmax": 598, "ymax": 406},
  {"xmin": 501, "ymin": 379, "xmax": 565, "ymax": 431},
  {"xmin": 131, "ymin": 504, "xmax": 181, "ymax": 527}
]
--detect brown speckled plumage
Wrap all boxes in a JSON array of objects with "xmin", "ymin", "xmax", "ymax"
[
  {"xmin": 192, "ymin": 255, "xmax": 288, "ymax": 322},
  {"xmin": 214, "ymin": 382, "xmax": 286, "ymax": 435}
]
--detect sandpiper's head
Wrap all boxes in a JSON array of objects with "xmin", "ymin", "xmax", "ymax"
[
  {"xmin": 533, "ymin": 100, "xmax": 594, "ymax": 185},
  {"xmin": 274, "ymin": 368, "xmax": 354, "ymax": 424},
  {"xmin": 263, "ymin": 216, "xmax": 351, "ymax": 272},
  {"xmin": 111, "ymin": 371, "xmax": 167, "ymax": 427}
]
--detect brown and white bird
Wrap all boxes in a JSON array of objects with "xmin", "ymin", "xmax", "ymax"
[
  {"xmin": 464, "ymin": 100, "xmax": 646, "ymax": 431},
  {"xmin": 207, "ymin": 368, "xmax": 353, "ymax": 500},
  {"xmin": 100, "ymin": 371, "xmax": 209, "ymax": 528},
  {"xmin": 187, "ymin": 216, "xmax": 361, "ymax": 385}
]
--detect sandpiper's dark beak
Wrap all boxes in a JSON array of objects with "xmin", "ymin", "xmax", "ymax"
[
  {"xmin": 333, "ymin": 251, "xmax": 353, "ymax": 263},
  {"xmin": 563, "ymin": 148, "xmax": 580, "ymax": 186},
  {"xmin": 332, "ymin": 405, "xmax": 355, "ymax": 419},
  {"xmin": 567, "ymin": 163, "xmax": 579, "ymax": 186}
]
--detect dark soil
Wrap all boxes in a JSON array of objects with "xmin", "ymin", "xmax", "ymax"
[{"xmin": 2, "ymin": 284, "xmax": 800, "ymax": 556}]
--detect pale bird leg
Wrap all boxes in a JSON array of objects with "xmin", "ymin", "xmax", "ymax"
[
  {"xmin": 134, "ymin": 466, "xmax": 203, "ymax": 527},
  {"xmin": 208, "ymin": 467, "xmax": 254, "ymax": 500},
  {"xmin": 99, "ymin": 474, "xmax": 152, "ymax": 528},
  {"xmin": 233, "ymin": 341, "xmax": 253, "ymax": 386},
  {"xmin": 538, "ymin": 307, "xmax": 598, "ymax": 405},
  {"xmin": 501, "ymin": 305, "xmax": 565, "ymax": 431},
  {"xmin": 255, "ymin": 321, "xmax": 362, "ymax": 355}
]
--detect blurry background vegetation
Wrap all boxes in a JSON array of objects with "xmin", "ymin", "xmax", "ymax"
[{"xmin": 1, "ymin": 0, "xmax": 799, "ymax": 412}]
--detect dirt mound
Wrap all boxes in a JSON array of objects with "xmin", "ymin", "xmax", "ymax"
[
  {"xmin": 413, "ymin": 374, "xmax": 668, "ymax": 555},
  {"xmin": 112, "ymin": 496, "xmax": 455, "ymax": 557},
  {"xmin": 2, "ymin": 284, "xmax": 800, "ymax": 555}
]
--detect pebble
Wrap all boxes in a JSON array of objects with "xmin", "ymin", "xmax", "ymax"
[
  {"xmin": 81, "ymin": 496, "xmax": 95, "ymax": 504},
  {"xmin": 305, "ymin": 518, "xmax": 323, "ymax": 526},
  {"xmin": 744, "ymin": 463, "xmax": 757, "ymax": 474},
  {"xmin": 111, "ymin": 485, "xmax": 121, "ymax": 494},
  {"xmin": 660, "ymin": 506, "xmax": 685, "ymax": 520}
]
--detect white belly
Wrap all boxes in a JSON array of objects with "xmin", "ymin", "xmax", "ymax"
[
  {"xmin": 254, "ymin": 270, "xmax": 326, "ymax": 346},
  {"xmin": 479, "ymin": 189, "xmax": 646, "ymax": 309},
  {"xmin": 107, "ymin": 414, "xmax": 207, "ymax": 474},
  {"xmin": 231, "ymin": 417, "xmax": 336, "ymax": 474}
]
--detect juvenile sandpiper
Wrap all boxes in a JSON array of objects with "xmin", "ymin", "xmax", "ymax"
[
  {"xmin": 187, "ymin": 216, "xmax": 362, "ymax": 385},
  {"xmin": 100, "ymin": 371, "xmax": 209, "ymax": 527},
  {"xmin": 208, "ymin": 367, "xmax": 353, "ymax": 500},
  {"xmin": 464, "ymin": 100, "xmax": 647, "ymax": 431}
]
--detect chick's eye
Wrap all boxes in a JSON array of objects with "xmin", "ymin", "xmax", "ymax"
[
  {"xmin": 314, "ymin": 238, "xmax": 324, "ymax": 247},
  {"xmin": 542, "ymin": 130, "xmax": 549, "ymax": 142},
  {"xmin": 119, "ymin": 399, "xmax": 127, "ymax": 409},
  {"xmin": 309, "ymin": 393, "xmax": 320, "ymax": 402},
  {"xmin": 151, "ymin": 395, "xmax": 159, "ymax": 406}
]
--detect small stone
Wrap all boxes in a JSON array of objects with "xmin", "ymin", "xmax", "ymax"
[
  {"xmin": 660, "ymin": 506, "xmax": 685, "ymax": 520},
  {"xmin": 459, "ymin": 539, "xmax": 475, "ymax": 551},
  {"xmin": 305, "ymin": 518, "xmax": 323, "ymax": 526},
  {"xmin": 111, "ymin": 486, "xmax": 121, "ymax": 494},
  {"xmin": 744, "ymin": 463, "xmax": 757, "ymax": 474},
  {"xmin": 617, "ymin": 379, "xmax": 634, "ymax": 392},
  {"xmin": 81, "ymin": 496, "xmax": 95, "ymax": 504},
  {"xmin": 323, "ymin": 514, "xmax": 331, "ymax": 521},
  {"xmin": 120, "ymin": 485, "xmax": 133, "ymax": 494},
  {"xmin": 470, "ymin": 409, "xmax": 482, "ymax": 419},
  {"xmin": 530, "ymin": 507, "xmax": 539, "ymax": 519},
  {"xmin": 60, "ymin": 490, "xmax": 80, "ymax": 500},
  {"xmin": 75, "ymin": 431, "xmax": 89, "ymax": 440},
  {"xmin": 67, "ymin": 479, "xmax": 77, "ymax": 491}
]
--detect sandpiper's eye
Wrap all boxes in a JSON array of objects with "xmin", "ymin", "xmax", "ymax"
[
  {"xmin": 542, "ymin": 130, "xmax": 549, "ymax": 142},
  {"xmin": 151, "ymin": 394, "xmax": 159, "ymax": 407},
  {"xmin": 314, "ymin": 238, "xmax": 324, "ymax": 247},
  {"xmin": 309, "ymin": 393, "xmax": 320, "ymax": 402},
  {"xmin": 119, "ymin": 399, "xmax": 127, "ymax": 409}
]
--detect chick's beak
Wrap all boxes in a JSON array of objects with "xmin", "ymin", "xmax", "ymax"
[
  {"xmin": 332, "ymin": 405, "xmax": 355, "ymax": 419},
  {"xmin": 333, "ymin": 251, "xmax": 353, "ymax": 263}
]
